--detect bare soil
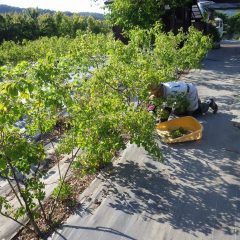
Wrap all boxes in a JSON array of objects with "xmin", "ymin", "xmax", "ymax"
[{"xmin": 14, "ymin": 172, "xmax": 96, "ymax": 240}]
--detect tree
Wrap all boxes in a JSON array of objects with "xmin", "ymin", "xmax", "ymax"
[
  {"xmin": 0, "ymin": 58, "xmax": 74, "ymax": 237},
  {"xmin": 105, "ymin": 0, "xmax": 191, "ymax": 30},
  {"xmin": 87, "ymin": 16, "xmax": 101, "ymax": 33},
  {"xmin": 0, "ymin": 15, "xmax": 6, "ymax": 42},
  {"xmin": 71, "ymin": 14, "xmax": 87, "ymax": 37},
  {"xmin": 227, "ymin": 13, "xmax": 240, "ymax": 39},
  {"xmin": 38, "ymin": 13, "xmax": 57, "ymax": 37},
  {"xmin": 0, "ymin": 11, "xmax": 39, "ymax": 42},
  {"xmin": 23, "ymin": 8, "xmax": 40, "ymax": 40},
  {"xmin": 0, "ymin": 62, "xmax": 50, "ymax": 237},
  {"xmin": 54, "ymin": 12, "xmax": 72, "ymax": 36}
]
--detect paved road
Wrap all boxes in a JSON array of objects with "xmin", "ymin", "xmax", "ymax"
[{"xmin": 52, "ymin": 41, "xmax": 240, "ymax": 240}]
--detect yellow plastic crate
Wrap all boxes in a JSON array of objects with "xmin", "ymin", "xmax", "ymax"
[{"xmin": 156, "ymin": 116, "xmax": 203, "ymax": 143}]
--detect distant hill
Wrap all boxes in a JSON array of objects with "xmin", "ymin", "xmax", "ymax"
[{"xmin": 0, "ymin": 4, "xmax": 104, "ymax": 19}]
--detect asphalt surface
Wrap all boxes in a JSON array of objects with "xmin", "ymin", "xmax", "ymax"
[{"xmin": 51, "ymin": 40, "xmax": 240, "ymax": 240}]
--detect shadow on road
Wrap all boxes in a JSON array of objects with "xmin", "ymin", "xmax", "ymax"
[
  {"xmin": 107, "ymin": 157, "xmax": 239, "ymax": 237},
  {"xmin": 105, "ymin": 111, "xmax": 240, "ymax": 237},
  {"xmin": 55, "ymin": 226, "xmax": 137, "ymax": 240},
  {"xmin": 203, "ymin": 42, "xmax": 240, "ymax": 74}
]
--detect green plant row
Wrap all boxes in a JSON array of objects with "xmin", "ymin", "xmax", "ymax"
[{"xmin": 0, "ymin": 32, "xmax": 112, "ymax": 66}]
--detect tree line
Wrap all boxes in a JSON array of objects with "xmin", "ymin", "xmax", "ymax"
[{"xmin": 0, "ymin": 9, "xmax": 109, "ymax": 43}]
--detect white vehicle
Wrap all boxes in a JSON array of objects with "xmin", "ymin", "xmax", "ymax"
[
  {"xmin": 214, "ymin": 17, "xmax": 224, "ymax": 39},
  {"xmin": 197, "ymin": 1, "xmax": 224, "ymax": 39}
]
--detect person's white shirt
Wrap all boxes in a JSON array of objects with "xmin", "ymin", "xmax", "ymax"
[{"xmin": 162, "ymin": 81, "xmax": 199, "ymax": 112}]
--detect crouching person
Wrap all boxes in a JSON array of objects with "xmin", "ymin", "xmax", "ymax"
[{"xmin": 148, "ymin": 81, "xmax": 218, "ymax": 122}]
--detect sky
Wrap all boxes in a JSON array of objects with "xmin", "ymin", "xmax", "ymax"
[{"xmin": 0, "ymin": 0, "xmax": 105, "ymax": 13}]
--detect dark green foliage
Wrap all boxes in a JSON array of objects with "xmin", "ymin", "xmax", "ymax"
[
  {"xmin": 207, "ymin": 23, "xmax": 221, "ymax": 43},
  {"xmin": 227, "ymin": 13, "xmax": 240, "ymax": 39},
  {"xmin": 215, "ymin": 11, "xmax": 228, "ymax": 25},
  {"xmin": 105, "ymin": 0, "xmax": 191, "ymax": 30},
  {"xmin": 0, "ymin": 10, "xmax": 109, "ymax": 43}
]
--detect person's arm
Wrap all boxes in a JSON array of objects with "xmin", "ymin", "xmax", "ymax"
[
  {"xmin": 159, "ymin": 106, "xmax": 172, "ymax": 122},
  {"xmin": 148, "ymin": 92, "xmax": 172, "ymax": 121}
]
